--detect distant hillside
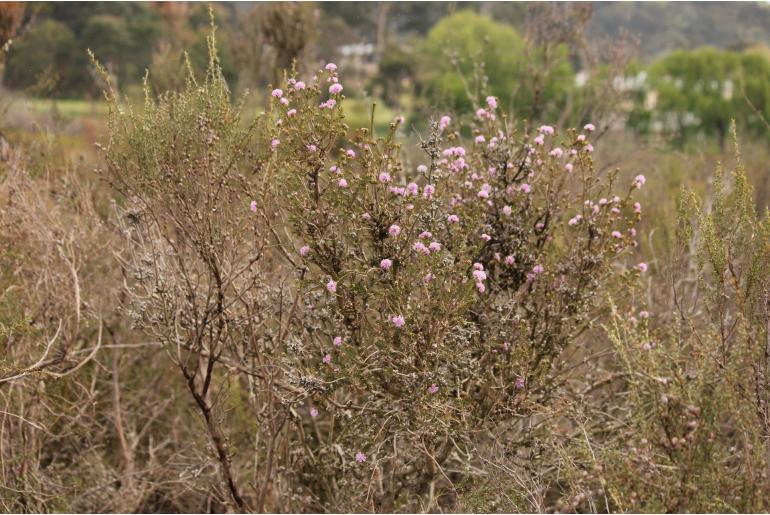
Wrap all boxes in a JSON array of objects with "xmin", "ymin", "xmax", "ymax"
[{"xmin": 589, "ymin": 1, "xmax": 770, "ymax": 58}]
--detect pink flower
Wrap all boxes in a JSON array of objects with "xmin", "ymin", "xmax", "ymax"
[
  {"xmin": 586, "ymin": 144, "xmax": 594, "ymax": 153},
  {"xmin": 533, "ymin": 135, "xmax": 545, "ymax": 146},
  {"xmin": 520, "ymin": 183, "xmax": 531, "ymax": 194},
  {"xmin": 373, "ymin": 259, "xmax": 392, "ymax": 274},
  {"xmin": 378, "ymin": 172, "xmax": 392, "ymax": 183},
  {"xmin": 515, "ymin": 377, "xmax": 525, "ymax": 389},
  {"xmin": 249, "ymin": 200, "xmax": 258, "ymax": 212},
  {"xmin": 271, "ymin": 88, "xmax": 283, "ymax": 98},
  {"xmin": 280, "ymin": 97, "xmax": 289, "ymax": 106},
  {"xmin": 322, "ymin": 354, "xmax": 331, "ymax": 364},
  {"xmin": 307, "ymin": 144, "xmax": 318, "ymax": 152},
  {"xmin": 636, "ymin": 262, "xmax": 648, "ymax": 273},
  {"xmin": 476, "ymin": 282, "xmax": 486, "ymax": 293},
  {"xmin": 388, "ymin": 224, "xmax": 401, "ymax": 237},
  {"xmin": 481, "ymin": 233, "xmax": 492, "ymax": 241},
  {"xmin": 417, "ymin": 164, "xmax": 428, "ymax": 174},
  {"xmin": 611, "ymin": 230, "xmax": 622, "ymax": 238},
  {"xmin": 326, "ymin": 279, "xmax": 337, "ymax": 293},
  {"xmin": 294, "ymin": 81, "xmax": 306, "ymax": 90},
  {"xmin": 565, "ymin": 163, "xmax": 574, "ymax": 173},
  {"xmin": 633, "ymin": 174, "xmax": 646, "ymax": 188},
  {"xmin": 325, "ymin": 63, "xmax": 338, "ymax": 71},
  {"xmin": 538, "ymin": 125, "xmax": 554, "ymax": 135},
  {"xmin": 287, "ymin": 108, "xmax": 297, "ymax": 117},
  {"xmin": 486, "ymin": 96, "xmax": 498, "ymax": 110},
  {"xmin": 473, "ymin": 270, "xmax": 487, "ymax": 282},
  {"xmin": 428, "ymin": 241, "xmax": 441, "ymax": 252},
  {"xmin": 476, "ymin": 108, "xmax": 488, "ymax": 119},
  {"xmin": 310, "ymin": 407, "xmax": 318, "ymax": 418},
  {"xmin": 391, "ymin": 315, "xmax": 405, "ymax": 328},
  {"xmin": 346, "ymin": 149, "xmax": 356, "ymax": 158},
  {"xmin": 447, "ymin": 214, "xmax": 460, "ymax": 224},
  {"xmin": 299, "ymin": 245, "xmax": 311, "ymax": 256},
  {"xmin": 584, "ymin": 123, "xmax": 596, "ymax": 132},
  {"xmin": 413, "ymin": 241, "xmax": 429, "ymax": 254},
  {"xmin": 577, "ymin": 134, "xmax": 586, "ymax": 142},
  {"xmin": 532, "ymin": 264, "xmax": 544, "ymax": 274},
  {"xmin": 329, "ymin": 83, "xmax": 343, "ymax": 95},
  {"xmin": 502, "ymin": 341, "xmax": 510, "ymax": 352},
  {"xmin": 355, "ymin": 451, "xmax": 367, "ymax": 462},
  {"xmin": 549, "ymin": 147, "xmax": 563, "ymax": 158},
  {"xmin": 271, "ymin": 139, "xmax": 280, "ymax": 150},
  {"xmin": 475, "ymin": 135, "xmax": 486, "ymax": 144},
  {"xmin": 505, "ymin": 255, "xmax": 514, "ymax": 265},
  {"xmin": 502, "ymin": 205, "xmax": 512, "ymax": 216},
  {"xmin": 424, "ymin": 272, "xmax": 435, "ymax": 283},
  {"xmin": 423, "ymin": 184, "xmax": 435, "ymax": 199},
  {"xmin": 338, "ymin": 178, "xmax": 348, "ymax": 188},
  {"xmin": 639, "ymin": 310, "xmax": 649, "ymax": 319},
  {"xmin": 477, "ymin": 189, "xmax": 489, "ymax": 199},
  {"xmin": 439, "ymin": 115, "xmax": 451, "ymax": 131},
  {"xmin": 428, "ymin": 383, "xmax": 439, "ymax": 394},
  {"xmin": 333, "ymin": 336, "xmax": 343, "ymax": 346},
  {"xmin": 634, "ymin": 202, "xmax": 642, "ymax": 214}
]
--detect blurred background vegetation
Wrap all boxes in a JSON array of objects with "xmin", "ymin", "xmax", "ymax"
[{"xmin": 3, "ymin": 1, "xmax": 770, "ymax": 148}]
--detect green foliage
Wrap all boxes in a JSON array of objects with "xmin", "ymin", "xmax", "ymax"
[
  {"xmin": 586, "ymin": 130, "xmax": 770, "ymax": 512},
  {"xmin": 4, "ymin": 19, "xmax": 81, "ymax": 95},
  {"xmin": 629, "ymin": 47, "xmax": 770, "ymax": 146},
  {"xmin": 418, "ymin": 10, "xmax": 573, "ymax": 121}
]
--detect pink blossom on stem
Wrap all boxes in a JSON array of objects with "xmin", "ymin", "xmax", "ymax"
[
  {"xmin": 326, "ymin": 279, "xmax": 337, "ymax": 293},
  {"xmin": 388, "ymin": 224, "xmax": 401, "ymax": 237},
  {"xmin": 391, "ymin": 315, "xmax": 405, "ymax": 328},
  {"xmin": 380, "ymin": 258, "xmax": 393, "ymax": 270}
]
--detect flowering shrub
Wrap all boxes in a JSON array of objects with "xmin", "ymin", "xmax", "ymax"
[
  {"xmin": 264, "ymin": 59, "xmax": 645, "ymax": 510},
  {"xmin": 96, "ymin": 31, "xmax": 648, "ymax": 510}
]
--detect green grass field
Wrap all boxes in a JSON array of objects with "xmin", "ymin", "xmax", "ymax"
[{"xmin": 24, "ymin": 98, "xmax": 109, "ymax": 119}]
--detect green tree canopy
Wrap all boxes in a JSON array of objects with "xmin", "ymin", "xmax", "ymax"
[
  {"xmin": 630, "ymin": 46, "xmax": 770, "ymax": 147},
  {"xmin": 417, "ymin": 10, "xmax": 573, "ymax": 122},
  {"xmin": 4, "ymin": 19, "xmax": 82, "ymax": 96}
]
